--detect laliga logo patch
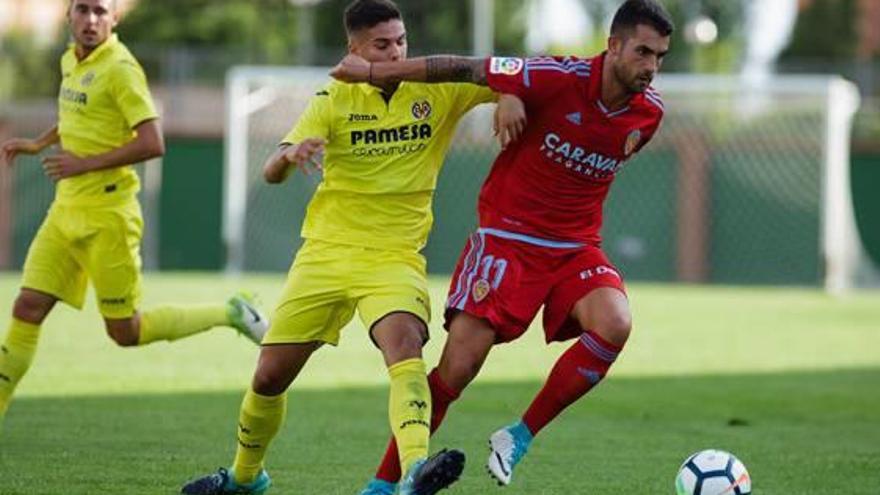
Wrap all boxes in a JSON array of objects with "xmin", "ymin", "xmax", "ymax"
[
  {"xmin": 472, "ymin": 279, "xmax": 491, "ymax": 303},
  {"xmin": 489, "ymin": 57, "xmax": 524, "ymax": 76},
  {"xmin": 81, "ymin": 71, "xmax": 96, "ymax": 87},
  {"xmin": 412, "ymin": 100, "xmax": 432, "ymax": 120},
  {"xmin": 624, "ymin": 129, "xmax": 642, "ymax": 156}
]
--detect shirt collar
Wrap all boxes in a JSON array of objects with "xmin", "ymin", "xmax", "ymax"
[
  {"xmin": 69, "ymin": 33, "xmax": 119, "ymax": 66},
  {"xmin": 589, "ymin": 51, "xmax": 634, "ymax": 118},
  {"xmin": 357, "ymin": 80, "xmax": 409, "ymax": 97}
]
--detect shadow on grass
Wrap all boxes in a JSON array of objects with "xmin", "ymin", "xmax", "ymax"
[{"xmin": 1, "ymin": 368, "xmax": 878, "ymax": 494}]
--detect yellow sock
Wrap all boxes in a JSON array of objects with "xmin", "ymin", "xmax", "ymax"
[
  {"xmin": 0, "ymin": 318, "xmax": 41, "ymax": 417},
  {"xmin": 232, "ymin": 388, "xmax": 287, "ymax": 484},
  {"xmin": 388, "ymin": 358, "xmax": 431, "ymax": 475},
  {"xmin": 138, "ymin": 305, "xmax": 228, "ymax": 345}
]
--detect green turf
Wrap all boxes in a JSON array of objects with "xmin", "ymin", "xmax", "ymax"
[{"xmin": 0, "ymin": 273, "xmax": 878, "ymax": 494}]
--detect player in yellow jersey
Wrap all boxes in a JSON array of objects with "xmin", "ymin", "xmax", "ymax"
[
  {"xmin": 179, "ymin": 1, "xmax": 524, "ymax": 494},
  {"xmin": 0, "ymin": 0, "xmax": 269, "ymax": 429}
]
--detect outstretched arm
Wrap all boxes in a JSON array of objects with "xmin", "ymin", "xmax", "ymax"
[
  {"xmin": 0, "ymin": 125, "xmax": 59, "ymax": 166},
  {"xmin": 331, "ymin": 55, "xmax": 488, "ymax": 86}
]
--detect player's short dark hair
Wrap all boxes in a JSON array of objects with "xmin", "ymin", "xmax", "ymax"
[
  {"xmin": 69, "ymin": 0, "xmax": 117, "ymax": 9},
  {"xmin": 610, "ymin": 0, "xmax": 674, "ymax": 37},
  {"xmin": 344, "ymin": 0, "xmax": 402, "ymax": 35}
]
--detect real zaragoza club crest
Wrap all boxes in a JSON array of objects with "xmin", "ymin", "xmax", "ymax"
[
  {"xmin": 472, "ymin": 279, "xmax": 491, "ymax": 303},
  {"xmin": 624, "ymin": 129, "xmax": 642, "ymax": 156}
]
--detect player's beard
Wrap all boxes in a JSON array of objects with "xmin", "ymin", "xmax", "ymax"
[{"xmin": 613, "ymin": 62, "xmax": 652, "ymax": 95}]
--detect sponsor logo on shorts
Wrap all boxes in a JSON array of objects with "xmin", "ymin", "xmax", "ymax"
[
  {"xmin": 472, "ymin": 278, "xmax": 491, "ymax": 303},
  {"xmin": 490, "ymin": 57, "xmax": 524, "ymax": 76},
  {"xmin": 579, "ymin": 265, "xmax": 620, "ymax": 280},
  {"xmin": 100, "ymin": 297, "xmax": 127, "ymax": 305}
]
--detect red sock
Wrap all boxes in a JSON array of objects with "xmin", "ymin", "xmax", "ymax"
[
  {"xmin": 375, "ymin": 368, "xmax": 461, "ymax": 483},
  {"xmin": 522, "ymin": 331, "xmax": 622, "ymax": 436}
]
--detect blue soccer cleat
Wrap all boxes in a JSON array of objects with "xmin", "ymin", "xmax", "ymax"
[
  {"xmin": 180, "ymin": 467, "xmax": 271, "ymax": 494},
  {"xmin": 357, "ymin": 477, "xmax": 397, "ymax": 495},
  {"xmin": 486, "ymin": 421, "xmax": 533, "ymax": 486},
  {"xmin": 399, "ymin": 449, "xmax": 465, "ymax": 495}
]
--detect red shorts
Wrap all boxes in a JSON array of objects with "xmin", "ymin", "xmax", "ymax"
[{"xmin": 445, "ymin": 228, "xmax": 626, "ymax": 343}]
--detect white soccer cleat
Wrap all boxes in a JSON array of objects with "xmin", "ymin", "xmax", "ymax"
[
  {"xmin": 227, "ymin": 292, "xmax": 269, "ymax": 345},
  {"xmin": 487, "ymin": 421, "xmax": 533, "ymax": 486}
]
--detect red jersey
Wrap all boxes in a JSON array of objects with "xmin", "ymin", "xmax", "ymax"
[{"xmin": 481, "ymin": 53, "xmax": 664, "ymax": 245}]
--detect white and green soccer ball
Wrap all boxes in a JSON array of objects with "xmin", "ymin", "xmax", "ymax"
[{"xmin": 675, "ymin": 449, "xmax": 751, "ymax": 495}]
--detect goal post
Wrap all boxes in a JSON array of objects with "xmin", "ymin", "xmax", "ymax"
[
  {"xmin": 223, "ymin": 66, "xmax": 332, "ymax": 274},
  {"xmin": 821, "ymin": 78, "xmax": 870, "ymax": 292},
  {"xmin": 224, "ymin": 66, "xmax": 877, "ymax": 291}
]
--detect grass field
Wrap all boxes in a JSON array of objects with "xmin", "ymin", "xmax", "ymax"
[{"xmin": 0, "ymin": 273, "xmax": 878, "ymax": 494}]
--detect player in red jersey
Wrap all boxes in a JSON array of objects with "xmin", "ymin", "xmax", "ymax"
[{"xmin": 333, "ymin": 0, "xmax": 672, "ymax": 491}]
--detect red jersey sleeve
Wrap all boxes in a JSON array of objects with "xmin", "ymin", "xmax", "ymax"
[{"xmin": 484, "ymin": 56, "xmax": 592, "ymax": 106}]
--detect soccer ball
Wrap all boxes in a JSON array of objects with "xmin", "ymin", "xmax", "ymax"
[{"xmin": 675, "ymin": 449, "xmax": 751, "ymax": 495}]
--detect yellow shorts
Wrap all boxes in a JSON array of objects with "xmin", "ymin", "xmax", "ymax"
[
  {"xmin": 264, "ymin": 239, "xmax": 431, "ymax": 346},
  {"xmin": 21, "ymin": 201, "xmax": 143, "ymax": 319}
]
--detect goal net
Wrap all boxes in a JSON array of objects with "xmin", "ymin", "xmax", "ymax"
[{"xmin": 224, "ymin": 66, "xmax": 876, "ymax": 291}]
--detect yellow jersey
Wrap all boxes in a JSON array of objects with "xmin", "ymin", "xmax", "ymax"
[
  {"xmin": 56, "ymin": 34, "xmax": 158, "ymax": 206},
  {"xmin": 283, "ymin": 80, "xmax": 495, "ymax": 252}
]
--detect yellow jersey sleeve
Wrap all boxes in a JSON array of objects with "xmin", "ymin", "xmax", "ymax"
[
  {"xmin": 442, "ymin": 83, "xmax": 497, "ymax": 120},
  {"xmin": 110, "ymin": 60, "xmax": 158, "ymax": 128},
  {"xmin": 282, "ymin": 88, "xmax": 333, "ymax": 145}
]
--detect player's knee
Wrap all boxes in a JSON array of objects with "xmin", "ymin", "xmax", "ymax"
[
  {"xmin": 374, "ymin": 315, "xmax": 427, "ymax": 361},
  {"xmin": 251, "ymin": 368, "xmax": 290, "ymax": 396},
  {"xmin": 105, "ymin": 320, "xmax": 139, "ymax": 347},
  {"xmin": 12, "ymin": 291, "xmax": 54, "ymax": 324},
  {"xmin": 393, "ymin": 327, "xmax": 425, "ymax": 358},
  {"xmin": 594, "ymin": 312, "xmax": 632, "ymax": 347}
]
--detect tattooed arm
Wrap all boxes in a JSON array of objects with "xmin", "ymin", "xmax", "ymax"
[
  {"xmin": 330, "ymin": 54, "xmax": 488, "ymax": 86},
  {"xmin": 423, "ymin": 56, "xmax": 487, "ymax": 85}
]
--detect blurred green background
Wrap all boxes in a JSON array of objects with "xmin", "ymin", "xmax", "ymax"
[{"xmin": 0, "ymin": 0, "xmax": 878, "ymax": 281}]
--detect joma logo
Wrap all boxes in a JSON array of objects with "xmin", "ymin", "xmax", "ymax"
[{"xmin": 349, "ymin": 113, "xmax": 378, "ymax": 122}]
